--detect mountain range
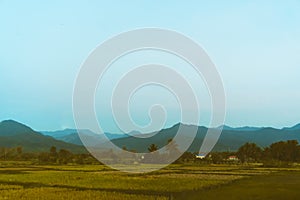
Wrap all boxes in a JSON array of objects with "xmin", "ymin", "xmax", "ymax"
[
  {"xmin": 108, "ymin": 123, "xmax": 300, "ymax": 152},
  {"xmin": 41, "ymin": 129, "xmax": 127, "ymax": 146},
  {"xmin": 0, "ymin": 120, "xmax": 86, "ymax": 153},
  {"xmin": 0, "ymin": 119, "xmax": 300, "ymax": 153}
]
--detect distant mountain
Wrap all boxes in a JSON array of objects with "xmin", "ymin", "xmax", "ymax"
[
  {"xmin": 0, "ymin": 120, "xmax": 86, "ymax": 153},
  {"xmin": 41, "ymin": 129, "xmax": 127, "ymax": 146},
  {"xmin": 42, "ymin": 123, "xmax": 300, "ymax": 152},
  {"xmin": 109, "ymin": 123, "xmax": 300, "ymax": 153},
  {"xmin": 282, "ymin": 123, "xmax": 300, "ymax": 131},
  {"xmin": 42, "ymin": 129, "xmax": 79, "ymax": 138},
  {"xmin": 1, "ymin": 120, "xmax": 300, "ymax": 153},
  {"xmin": 219, "ymin": 125, "xmax": 262, "ymax": 132}
]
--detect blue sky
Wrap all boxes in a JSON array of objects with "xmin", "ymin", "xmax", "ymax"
[{"xmin": 1, "ymin": 1, "xmax": 300, "ymax": 132}]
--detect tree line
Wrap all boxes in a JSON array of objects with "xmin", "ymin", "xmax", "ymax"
[
  {"xmin": 236, "ymin": 140, "xmax": 300, "ymax": 166},
  {"xmin": 1, "ymin": 139, "xmax": 300, "ymax": 166},
  {"xmin": 0, "ymin": 146, "xmax": 99, "ymax": 165},
  {"xmin": 141, "ymin": 139, "xmax": 300, "ymax": 166}
]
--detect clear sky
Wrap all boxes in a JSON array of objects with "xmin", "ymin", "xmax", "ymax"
[{"xmin": 1, "ymin": 1, "xmax": 300, "ymax": 132}]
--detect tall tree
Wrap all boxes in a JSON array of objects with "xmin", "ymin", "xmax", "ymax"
[
  {"xmin": 237, "ymin": 142, "xmax": 262, "ymax": 163},
  {"xmin": 16, "ymin": 146, "xmax": 23, "ymax": 155},
  {"xmin": 266, "ymin": 140, "xmax": 299, "ymax": 162},
  {"xmin": 49, "ymin": 146, "xmax": 58, "ymax": 163},
  {"xmin": 58, "ymin": 149, "xmax": 73, "ymax": 164},
  {"xmin": 148, "ymin": 144, "xmax": 158, "ymax": 152},
  {"xmin": 50, "ymin": 146, "xmax": 57, "ymax": 155}
]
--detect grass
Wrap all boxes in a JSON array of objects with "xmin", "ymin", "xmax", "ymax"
[
  {"xmin": 178, "ymin": 171, "xmax": 300, "ymax": 200},
  {"xmin": 0, "ymin": 162, "xmax": 299, "ymax": 199}
]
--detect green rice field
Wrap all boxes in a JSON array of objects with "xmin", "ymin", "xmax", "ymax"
[{"xmin": 0, "ymin": 162, "xmax": 300, "ymax": 200}]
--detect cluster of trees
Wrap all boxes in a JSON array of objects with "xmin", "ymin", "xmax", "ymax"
[
  {"xmin": 0, "ymin": 146, "xmax": 23, "ymax": 160},
  {"xmin": 237, "ymin": 140, "xmax": 300, "ymax": 165},
  {"xmin": 140, "ymin": 139, "xmax": 300, "ymax": 165},
  {"xmin": 0, "ymin": 146, "xmax": 99, "ymax": 165},
  {"xmin": 141, "ymin": 139, "xmax": 183, "ymax": 164},
  {"xmin": 37, "ymin": 147, "xmax": 97, "ymax": 164},
  {"xmin": 2, "ymin": 140, "xmax": 300, "ymax": 166}
]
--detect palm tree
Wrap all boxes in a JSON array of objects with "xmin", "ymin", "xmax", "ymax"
[{"xmin": 148, "ymin": 144, "xmax": 158, "ymax": 152}]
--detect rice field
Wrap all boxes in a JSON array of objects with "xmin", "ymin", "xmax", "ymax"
[{"xmin": 0, "ymin": 162, "xmax": 299, "ymax": 200}]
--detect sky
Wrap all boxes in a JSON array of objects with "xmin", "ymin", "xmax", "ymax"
[{"xmin": 0, "ymin": 1, "xmax": 300, "ymax": 132}]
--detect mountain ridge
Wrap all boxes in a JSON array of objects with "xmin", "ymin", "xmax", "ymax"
[
  {"xmin": 1, "ymin": 119, "xmax": 300, "ymax": 153},
  {"xmin": 41, "ymin": 129, "xmax": 127, "ymax": 146},
  {"xmin": 108, "ymin": 123, "xmax": 300, "ymax": 153},
  {"xmin": 0, "ymin": 120, "xmax": 87, "ymax": 153}
]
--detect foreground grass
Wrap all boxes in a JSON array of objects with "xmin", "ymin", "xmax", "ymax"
[
  {"xmin": 0, "ymin": 162, "xmax": 299, "ymax": 199},
  {"xmin": 178, "ymin": 170, "xmax": 300, "ymax": 200}
]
